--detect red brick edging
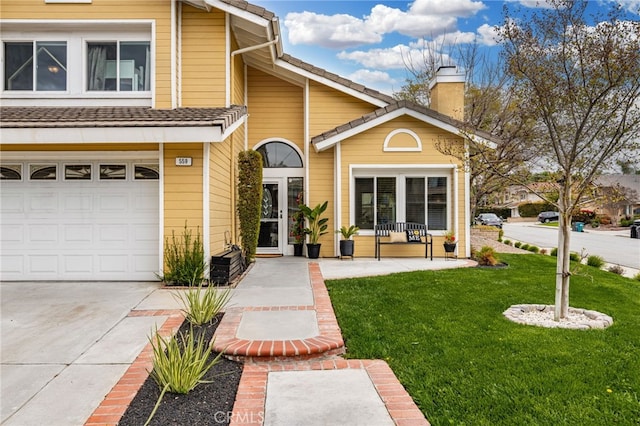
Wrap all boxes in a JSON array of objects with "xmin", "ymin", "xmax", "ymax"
[
  {"xmin": 211, "ymin": 263, "xmax": 345, "ymax": 361},
  {"xmin": 84, "ymin": 310, "xmax": 184, "ymax": 426},
  {"xmin": 230, "ymin": 359, "xmax": 429, "ymax": 426}
]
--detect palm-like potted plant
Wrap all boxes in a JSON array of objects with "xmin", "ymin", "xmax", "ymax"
[
  {"xmin": 336, "ymin": 225, "xmax": 359, "ymax": 259},
  {"xmin": 443, "ymin": 230, "xmax": 457, "ymax": 253},
  {"xmin": 299, "ymin": 201, "xmax": 328, "ymax": 259}
]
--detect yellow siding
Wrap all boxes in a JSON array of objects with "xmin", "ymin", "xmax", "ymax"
[
  {"xmin": 1, "ymin": 0, "xmax": 173, "ymax": 107},
  {"xmin": 180, "ymin": 5, "xmax": 226, "ymax": 107},
  {"xmin": 307, "ymin": 148, "xmax": 335, "ymax": 257},
  {"xmin": 163, "ymin": 143, "xmax": 203, "ymax": 235},
  {"xmin": 338, "ymin": 116, "xmax": 467, "ymax": 258},
  {"xmin": 308, "ymin": 81, "xmax": 377, "ymax": 137},
  {"xmin": 246, "ymin": 67, "xmax": 304, "ymax": 151}
]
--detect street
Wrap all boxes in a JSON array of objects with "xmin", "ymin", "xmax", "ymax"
[{"xmin": 502, "ymin": 222, "xmax": 640, "ymax": 270}]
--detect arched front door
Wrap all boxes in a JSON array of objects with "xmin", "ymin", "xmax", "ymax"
[{"xmin": 255, "ymin": 141, "xmax": 304, "ymax": 255}]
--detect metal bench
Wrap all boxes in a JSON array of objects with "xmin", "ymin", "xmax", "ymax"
[{"xmin": 374, "ymin": 222, "xmax": 433, "ymax": 261}]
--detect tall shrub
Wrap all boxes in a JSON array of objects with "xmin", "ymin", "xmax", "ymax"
[
  {"xmin": 237, "ymin": 150, "xmax": 263, "ymax": 262},
  {"xmin": 161, "ymin": 223, "xmax": 206, "ymax": 286}
]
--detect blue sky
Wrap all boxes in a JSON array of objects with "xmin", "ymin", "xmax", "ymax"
[{"xmin": 252, "ymin": 0, "xmax": 640, "ymax": 95}]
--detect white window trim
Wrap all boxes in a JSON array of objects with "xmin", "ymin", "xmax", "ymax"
[
  {"xmin": 1, "ymin": 20, "xmax": 154, "ymax": 106},
  {"xmin": 350, "ymin": 164, "xmax": 455, "ymax": 236},
  {"xmin": 383, "ymin": 128, "xmax": 422, "ymax": 152}
]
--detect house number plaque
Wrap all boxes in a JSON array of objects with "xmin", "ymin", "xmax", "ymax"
[{"xmin": 175, "ymin": 157, "xmax": 193, "ymax": 166}]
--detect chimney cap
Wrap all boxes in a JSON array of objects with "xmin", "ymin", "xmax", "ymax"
[{"xmin": 429, "ymin": 66, "xmax": 465, "ymax": 89}]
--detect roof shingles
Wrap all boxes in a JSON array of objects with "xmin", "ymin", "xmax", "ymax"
[{"xmin": 0, "ymin": 106, "xmax": 247, "ymax": 130}]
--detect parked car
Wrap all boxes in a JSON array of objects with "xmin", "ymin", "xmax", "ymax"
[
  {"xmin": 475, "ymin": 213, "xmax": 503, "ymax": 228},
  {"xmin": 538, "ymin": 211, "xmax": 559, "ymax": 223}
]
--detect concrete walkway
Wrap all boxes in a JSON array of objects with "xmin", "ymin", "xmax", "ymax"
[{"xmin": 2, "ymin": 257, "xmax": 472, "ymax": 425}]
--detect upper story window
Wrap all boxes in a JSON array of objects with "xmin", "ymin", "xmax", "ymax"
[
  {"xmin": 87, "ymin": 41, "xmax": 150, "ymax": 92},
  {"xmin": 1, "ymin": 21, "xmax": 153, "ymax": 106},
  {"xmin": 4, "ymin": 41, "xmax": 67, "ymax": 91}
]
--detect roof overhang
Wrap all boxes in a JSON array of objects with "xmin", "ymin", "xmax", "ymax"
[
  {"xmin": 312, "ymin": 106, "xmax": 497, "ymax": 152},
  {"xmin": 0, "ymin": 118, "xmax": 245, "ymax": 144},
  {"xmin": 0, "ymin": 106, "xmax": 247, "ymax": 144}
]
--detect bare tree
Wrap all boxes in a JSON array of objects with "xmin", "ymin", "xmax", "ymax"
[
  {"xmin": 499, "ymin": 0, "xmax": 640, "ymax": 320},
  {"xmin": 394, "ymin": 37, "xmax": 539, "ymax": 219}
]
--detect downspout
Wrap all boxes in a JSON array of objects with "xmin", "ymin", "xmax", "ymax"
[
  {"xmin": 453, "ymin": 165, "xmax": 459, "ymax": 258},
  {"xmin": 177, "ymin": 1, "xmax": 182, "ymax": 107},
  {"xmin": 230, "ymin": 36, "xmax": 280, "ymax": 57},
  {"xmin": 335, "ymin": 142, "xmax": 341, "ymax": 257},
  {"xmin": 170, "ymin": 0, "xmax": 177, "ymax": 108},
  {"xmin": 304, "ymin": 79, "xmax": 310, "ymax": 213},
  {"xmin": 225, "ymin": 12, "xmax": 230, "ymax": 107}
]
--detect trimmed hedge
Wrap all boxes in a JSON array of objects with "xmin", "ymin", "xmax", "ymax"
[
  {"xmin": 237, "ymin": 150, "xmax": 263, "ymax": 262},
  {"xmin": 518, "ymin": 202, "xmax": 555, "ymax": 217}
]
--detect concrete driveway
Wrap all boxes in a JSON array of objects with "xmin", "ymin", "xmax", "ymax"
[{"xmin": 0, "ymin": 281, "xmax": 173, "ymax": 426}]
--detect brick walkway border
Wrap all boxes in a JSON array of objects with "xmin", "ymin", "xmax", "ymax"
[
  {"xmin": 84, "ymin": 310, "xmax": 184, "ymax": 426},
  {"xmin": 230, "ymin": 359, "xmax": 429, "ymax": 426},
  {"xmin": 212, "ymin": 263, "xmax": 344, "ymax": 361},
  {"xmin": 85, "ymin": 263, "xmax": 429, "ymax": 425}
]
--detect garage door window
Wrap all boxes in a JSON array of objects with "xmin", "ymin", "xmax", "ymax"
[
  {"xmin": 64, "ymin": 165, "xmax": 91, "ymax": 180},
  {"xmin": 0, "ymin": 165, "xmax": 22, "ymax": 180},
  {"xmin": 30, "ymin": 165, "xmax": 57, "ymax": 180},
  {"xmin": 100, "ymin": 164, "xmax": 126, "ymax": 180},
  {"xmin": 134, "ymin": 164, "xmax": 159, "ymax": 180}
]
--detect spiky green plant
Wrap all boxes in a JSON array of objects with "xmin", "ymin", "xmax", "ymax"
[
  {"xmin": 586, "ymin": 255, "xmax": 605, "ymax": 269},
  {"xmin": 145, "ymin": 327, "xmax": 222, "ymax": 425},
  {"xmin": 174, "ymin": 283, "xmax": 232, "ymax": 326}
]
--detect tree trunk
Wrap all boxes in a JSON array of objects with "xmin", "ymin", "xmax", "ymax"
[{"xmin": 554, "ymin": 180, "xmax": 572, "ymax": 320}]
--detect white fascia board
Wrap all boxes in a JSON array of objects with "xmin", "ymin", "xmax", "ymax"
[
  {"xmin": 275, "ymin": 60, "xmax": 388, "ymax": 109},
  {"xmin": 0, "ymin": 126, "xmax": 230, "ymax": 144},
  {"xmin": 313, "ymin": 107, "xmax": 497, "ymax": 152},
  {"xmin": 219, "ymin": 115, "xmax": 246, "ymax": 140},
  {"xmin": 203, "ymin": 0, "xmax": 270, "ymax": 27}
]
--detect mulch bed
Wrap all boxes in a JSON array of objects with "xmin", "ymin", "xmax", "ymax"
[{"xmin": 119, "ymin": 314, "xmax": 243, "ymax": 426}]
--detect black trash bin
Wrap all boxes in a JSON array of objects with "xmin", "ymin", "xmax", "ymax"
[{"xmin": 631, "ymin": 220, "xmax": 640, "ymax": 239}]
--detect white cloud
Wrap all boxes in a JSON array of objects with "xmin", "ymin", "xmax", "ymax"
[
  {"xmin": 476, "ymin": 24, "xmax": 500, "ymax": 46},
  {"xmin": 409, "ymin": 0, "xmax": 486, "ymax": 16},
  {"xmin": 511, "ymin": 0, "xmax": 556, "ymax": 9},
  {"xmin": 348, "ymin": 69, "xmax": 396, "ymax": 86},
  {"xmin": 338, "ymin": 42, "xmax": 455, "ymax": 70},
  {"xmin": 615, "ymin": 0, "xmax": 640, "ymax": 14},
  {"xmin": 284, "ymin": 0, "xmax": 488, "ymax": 49},
  {"xmin": 284, "ymin": 11, "xmax": 382, "ymax": 49}
]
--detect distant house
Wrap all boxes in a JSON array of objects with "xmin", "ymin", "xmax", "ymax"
[
  {"xmin": 590, "ymin": 174, "xmax": 640, "ymax": 219},
  {"xmin": 498, "ymin": 182, "xmax": 557, "ymax": 218},
  {"xmin": 0, "ymin": 0, "xmax": 498, "ymax": 281}
]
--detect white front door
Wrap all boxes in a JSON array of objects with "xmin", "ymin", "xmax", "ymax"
[
  {"xmin": 0, "ymin": 159, "xmax": 159, "ymax": 281},
  {"xmin": 257, "ymin": 179, "xmax": 285, "ymax": 255}
]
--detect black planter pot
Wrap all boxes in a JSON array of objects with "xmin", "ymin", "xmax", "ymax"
[
  {"xmin": 293, "ymin": 243, "xmax": 304, "ymax": 257},
  {"xmin": 443, "ymin": 242, "xmax": 457, "ymax": 253},
  {"xmin": 306, "ymin": 243, "xmax": 321, "ymax": 259},
  {"xmin": 339, "ymin": 240, "xmax": 354, "ymax": 259}
]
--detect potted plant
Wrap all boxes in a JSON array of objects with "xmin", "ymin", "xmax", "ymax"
[
  {"xmin": 291, "ymin": 208, "xmax": 305, "ymax": 256},
  {"xmin": 443, "ymin": 230, "xmax": 457, "ymax": 253},
  {"xmin": 336, "ymin": 225, "xmax": 359, "ymax": 259},
  {"xmin": 299, "ymin": 201, "xmax": 329, "ymax": 259}
]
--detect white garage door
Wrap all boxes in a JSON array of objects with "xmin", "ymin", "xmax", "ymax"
[{"xmin": 0, "ymin": 159, "xmax": 160, "ymax": 281}]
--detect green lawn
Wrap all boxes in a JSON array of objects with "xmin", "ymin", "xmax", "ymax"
[{"xmin": 326, "ymin": 254, "xmax": 640, "ymax": 425}]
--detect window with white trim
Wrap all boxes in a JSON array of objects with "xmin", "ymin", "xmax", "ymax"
[
  {"xmin": 4, "ymin": 41, "xmax": 67, "ymax": 91},
  {"xmin": 87, "ymin": 41, "xmax": 150, "ymax": 92},
  {"xmin": 354, "ymin": 172, "xmax": 449, "ymax": 231}
]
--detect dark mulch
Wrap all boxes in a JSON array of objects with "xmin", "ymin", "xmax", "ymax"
[{"xmin": 119, "ymin": 314, "xmax": 243, "ymax": 426}]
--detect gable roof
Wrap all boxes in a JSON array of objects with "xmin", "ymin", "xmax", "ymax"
[
  {"xmin": 311, "ymin": 100, "xmax": 499, "ymax": 152},
  {"xmin": 205, "ymin": 0, "xmax": 499, "ymax": 149}
]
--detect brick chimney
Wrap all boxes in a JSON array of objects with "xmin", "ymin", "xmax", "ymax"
[{"xmin": 428, "ymin": 66, "xmax": 465, "ymax": 121}]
